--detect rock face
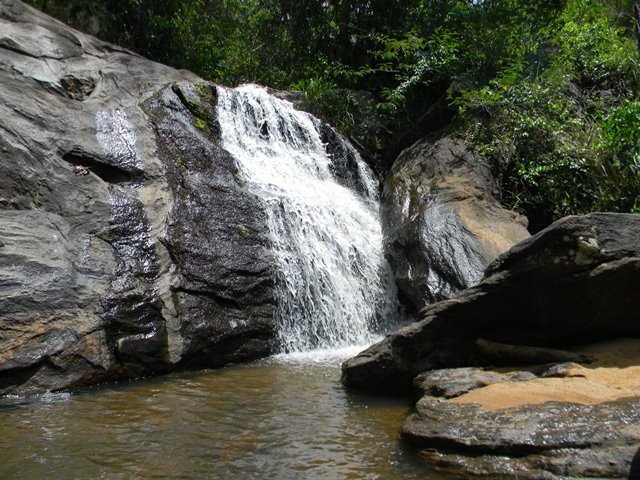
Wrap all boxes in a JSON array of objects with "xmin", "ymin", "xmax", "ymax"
[
  {"xmin": 405, "ymin": 394, "xmax": 640, "ymax": 479},
  {"xmin": 343, "ymin": 212, "xmax": 640, "ymax": 478},
  {"xmin": 0, "ymin": 1, "xmax": 308, "ymax": 396},
  {"xmin": 381, "ymin": 135, "xmax": 529, "ymax": 310},
  {"xmin": 401, "ymin": 351, "xmax": 640, "ymax": 479},
  {"xmin": 342, "ymin": 212, "xmax": 640, "ymax": 390},
  {"xmin": 413, "ymin": 367, "xmax": 536, "ymax": 399}
]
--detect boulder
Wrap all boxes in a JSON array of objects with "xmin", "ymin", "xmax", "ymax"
[
  {"xmin": 413, "ymin": 367, "xmax": 535, "ymax": 399},
  {"xmin": 343, "ymin": 212, "xmax": 640, "ymax": 478},
  {"xmin": 381, "ymin": 135, "xmax": 529, "ymax": 310},
  {"xmin": 0, "ymin": 1, "xmax": 280, "ymax": 396},
  {"xmin": 401, "ymin": 345, "xmax": 640, "ymax": 478},
  {"xmin": 342, "ymin": 212, "xmax": 640, "ymax": 391},
  {"xmin": 404, "ymin": 395, "xmax": 640, "ymax": 479}
]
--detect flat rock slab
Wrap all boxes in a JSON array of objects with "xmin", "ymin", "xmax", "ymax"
[
  {"xmin": 401, "ymin": 340, "xmax": 640, "ymax": 478},
  {"xmin": 414, "ymin": 367, "xmax": 536, "ymax": 399},
  {"xmin": 403, "ymin": 395, "xmax": 640, "ymax": 479}
]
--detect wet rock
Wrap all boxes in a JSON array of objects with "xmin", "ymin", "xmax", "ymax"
[
  {"xmin": 539, "ymin": 362, "xmax": 586, "ymax": 378},
  {"xmin": 0, "ymin": 1, "xmax": 279, "ymax": 396},
  {"xmin": 397, "ymin": 339, "xmax": 640, "ymax": 477},
  {"xmin": 381, "ymin": 135, "xmax": 529, "ymax": 310},
  {"xmin": 402, "ymin": 395, "xmax": 640, "ymax": 479},
  {"xmin": 318, "ymin": 123, "xmax": 378, "ymax": 197},
  {"xmin": 414, "ymin": 367, "xmax": 535, "ymax": 399},
  {"xmin": 342, "ymin": 213, "xmax": 640, "ymax": 390},
  {"xmin": 143, "ymin": 82, "xmax": 276, "ymax": 366},
  {"xmin": 0, "ymin": 210, "xmax": 114, "ymax": 394}
]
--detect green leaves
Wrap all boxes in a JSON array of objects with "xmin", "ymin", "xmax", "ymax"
[
  {"xmin": 446, "ymin": 0, "xmax": 640, "ymax": 230},
  {"xmin": 596, "ymin": 101, "xmax": 640, "ymax": 210},
  {"xmin": 554, "ymin": 0, "xmax": 638, "ymax": 92},
  {"xmin": 26, "ymin": 0, "xmax": 640, "ymax": 227},
  {"xmin": 602, "ymin": 101, "xmax": 640, "ymax": 162}
]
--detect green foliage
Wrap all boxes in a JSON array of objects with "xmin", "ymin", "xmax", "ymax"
[
  {"xmin": 195, "ymin": 117, "xmax": 208, "ymax": 131},
  {"xmin": 293, "ymin": 77, "xmax": 389, "ymax": 157},
  {"xmin": 554, "ymin": 0, "xmax": 638, "ymax": 92},
  {"xmin": 602, "ymin": 100, "xmax": 640, "ymax": 159},
  {"xmin": 26, "ymin": 0, "xmax": 640, "ymax": 228},
  {"xmin": 175, "ymin": 156, "xmax": 188, "ymax": 169},
  {"xmin": 236, "ymin": 223, "xmax": 251, "ymax": 237},
  {"xmin": 452, "ymin": 0, "xmax": 639, "ymax": 229},
  {"xmin": 598, "ymin": 100, "xmax": 640, "ymax": 210},
  {"xmin": 374, "ymin": 30, "xmax": 459, "ymax": 109},
  {"xmin": 457, "ymin": 77, "xmax": 595, "ymax": 228}
]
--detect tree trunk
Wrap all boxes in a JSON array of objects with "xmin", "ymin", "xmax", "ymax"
[
  {"xmin": 633, "ymin": 1, "xmax": 640, "ymax": 51},
  {"xmin": 336, "ymin": 0, "xmax": 352, "ymax": 62}
]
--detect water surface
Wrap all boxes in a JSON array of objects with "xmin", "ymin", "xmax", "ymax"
[{"xmin": 0, "ymin": 353, "xmax": 449, "ymax": 480}]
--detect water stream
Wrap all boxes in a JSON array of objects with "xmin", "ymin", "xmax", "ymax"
[
  {"xmin": 216, "ymin": 85, "xmax": 398, "ymax": 352},
  {"xmin": 0, "ymin": 355, "xmax": 450, "ymax": 480}
]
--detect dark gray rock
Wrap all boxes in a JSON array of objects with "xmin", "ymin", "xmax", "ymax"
[
  {"xmin": 0, "ymin": 211, "xmax": 114, "ymax": 392},
  {"xmin": 414, "ymin": 367, "xmax": 535, "ymax": 399},
  {"xmin": 539, "ymin": 362, "xmax": 585, "ymax": 378},
  {"xmin": 345, "ymin": 212, "xmax": 640, "ymax": 478},
  {"xmin": 342, "ymin": 212, "xmax": 640, "ymax": 391},
  {"xmin": 0, "ymin": 0, "xmax": 278, "ymax": 396},
  {"xmin": 319, "ymin": 123, "xmax": 375, "ymax": 197},
  {"xmin": 475, "ymin": 338, "xmax": 594, "ymax": 366},
  {"xmin": 142, "ymin": 82, "xmax": 276, "ymax": 367},
  {"xmin": 381, "ymin": 136, "xmax": 529, "ymax": 310},
  {"xmin": 403, "ymin": 395, "xmax": 640, "ymax": 479}
]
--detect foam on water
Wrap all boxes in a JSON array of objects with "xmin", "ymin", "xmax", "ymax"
[{"xmin": 271, "ymin": 342, "xmax": 383, "ymax": 366}]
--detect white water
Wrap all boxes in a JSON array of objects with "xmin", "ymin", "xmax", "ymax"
[{"xmin": 216, "ymin": 85, "xmax": 398, "ymax": 352}]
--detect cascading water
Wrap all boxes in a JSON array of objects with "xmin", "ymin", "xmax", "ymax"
[{"xmin": 216, "ymin": 85, "xmax": 398, "ymax": 352}]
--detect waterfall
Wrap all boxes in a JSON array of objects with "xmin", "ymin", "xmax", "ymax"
[{"xmin": 216, "ymin": 85, "xmax": 398, "ymax": 352}]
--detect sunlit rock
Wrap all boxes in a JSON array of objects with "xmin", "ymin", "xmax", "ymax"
[{"xmin": 381, "ymin": 135, "xmax": 530, "ymax": 310}]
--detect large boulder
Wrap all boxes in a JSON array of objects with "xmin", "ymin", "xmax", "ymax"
[
  {"xmin": 401, "ymin": 344, "xmax": 640, "ymax": 478},
  {"xmin": 404, "ymin": 390, "xmax": 640, "ymax": 478},
  {"xmin": 381, "ymin": 135, "xmax": 529, "ymax": 310},
  {"xmin": 344, "ymin": 212, "xmax": 640, "ymax": 478},
  {"xmin": 342, "ymin": 212, "xmax": 640, "ymax": 390},
  {"xmin": 0, "ymin": 1, "xmax": 280, "ymax": 396}
]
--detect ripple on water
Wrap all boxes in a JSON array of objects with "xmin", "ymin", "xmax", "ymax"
[{"xmin": 0, "ymin": 358, "xmax": 449, "ymax": 480}]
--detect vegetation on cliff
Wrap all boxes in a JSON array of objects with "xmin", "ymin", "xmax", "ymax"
[{"xmin": 27, "ymin": 0, "xmax": 640, "ymax": 230}]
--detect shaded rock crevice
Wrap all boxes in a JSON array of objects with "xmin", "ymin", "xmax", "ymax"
[
  {"xmin": 61, "ymin": 150, "xmax": 140, "ymax": 184},
  {"xmin": 59, "ymin": 72, "xmax": 97, "ymax": 100}
]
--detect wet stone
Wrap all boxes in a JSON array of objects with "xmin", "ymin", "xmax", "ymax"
[
  {"xmin": 0, "ymin": 1, "xmax": 284, "ymax": 395},
  {"xmin": 402, "ymin": 395, "xmax": 640, "ymax": 479},
  {"xmin": 380, "ymin": 135, "xmax": 530, "ymax": 311},
  {"xmin": 414, "ymin": 367, "xmax": 535, "ymax": 399}
]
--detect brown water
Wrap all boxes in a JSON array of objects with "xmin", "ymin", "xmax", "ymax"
[{"xmin": 0, "ymin": 352, "xmax": 449, "ymax": 480}]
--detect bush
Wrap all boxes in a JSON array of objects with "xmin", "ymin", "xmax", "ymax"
[
  {"xmin": 597, "ymin": 100, "xmax": 640, "ymax": 211},
  {"xmin": 554, "ymin": 0, "xmax": 638, "ymax": 92},
  {"xmin": 454, "ymin": 0, "xmax": 639, "ymax": 230}
]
